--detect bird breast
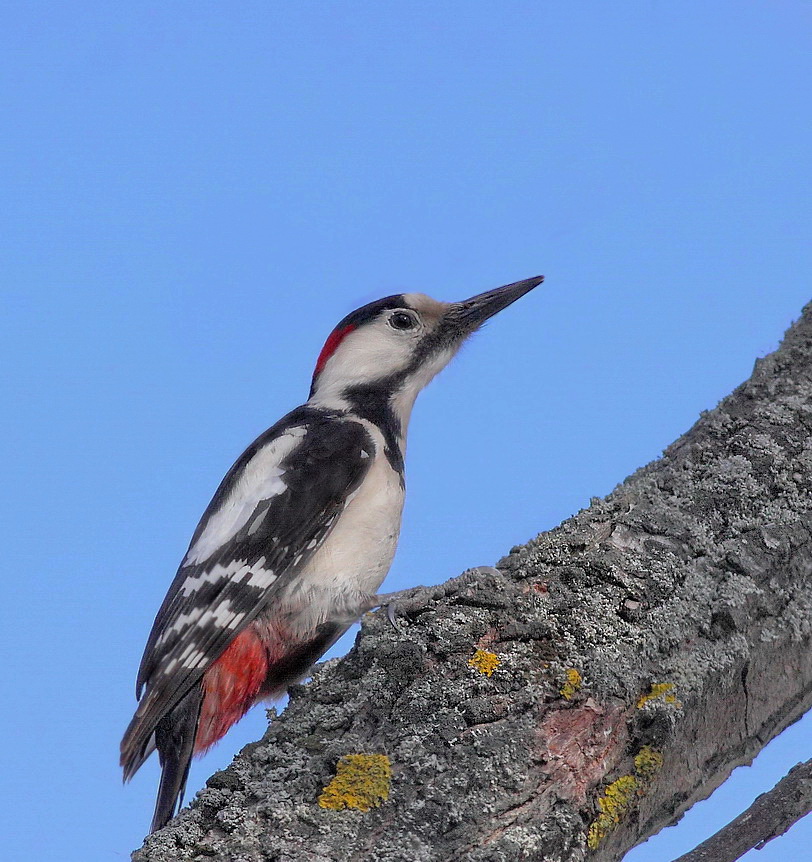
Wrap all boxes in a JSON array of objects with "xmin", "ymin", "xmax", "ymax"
[{"xmin": 277, "ymin": 420, "xmax": 405, "ymax": 634}]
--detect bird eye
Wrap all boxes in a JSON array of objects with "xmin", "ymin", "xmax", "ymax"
[{"xmin": 388, "ymin": 311, "xmax": 417, "ymax": 331}]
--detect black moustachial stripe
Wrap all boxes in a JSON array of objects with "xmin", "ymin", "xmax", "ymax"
[{"xmin": 342, "ymin": 378, "xmax": 405, "ymax": 479}]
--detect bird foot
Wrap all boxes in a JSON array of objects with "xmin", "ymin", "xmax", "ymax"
[{"xmin": 372, "ymin": 566, "xmax": 500, "ymax": 628}]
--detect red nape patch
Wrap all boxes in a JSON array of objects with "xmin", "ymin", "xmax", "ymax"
[
  {"xmin": 195, "ymin": 626, "xmax": 269, "ymax": 754},
  {"xmin": 313, "ymin": 324, "xmax": 355, "ymax": 378}
]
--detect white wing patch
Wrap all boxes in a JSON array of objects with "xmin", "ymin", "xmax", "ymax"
[
  {"xmin": 158, "ymin": 566, "xmax": 267, "ymax": 658},
  {"xmin": 181, "ymin": 649, "xmax": 207, "ymax": 669},
  {"xmin": 177, "ymin": 642, "xmax": 207, "ymax": 669},
  {"xmin": 158, "ymin": 606, "xmax": 204, "ymax": 643},
  {"xmin": 198, "ymin": 597, "xmax": 244, "ymax": 631},
  {"xmin": 184, "ymin": 428, "xmax": 305, "ymax": 565},
  {"xmin": 179, "ymin": 558, "xmax": 277, "ymax": 598},
  {"xmin": 247, "ymin": 508, "xmax": 269, "ymax": 535}
]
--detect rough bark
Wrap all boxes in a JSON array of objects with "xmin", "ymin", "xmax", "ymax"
[
  {"xmin": 134, "ymin": 302, "xmax": 812, "ymax": 862},
  {"xmin": 673, "ymin": 759, "xmax": 812, "ymax": 862}
]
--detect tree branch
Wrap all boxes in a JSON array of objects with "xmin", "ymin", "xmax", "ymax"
[
  {"xmin": 134, "ymin": 302, "xmax": 812, "ymax": 862},
  {"xmin": 672, "ymin": 759, "xmax": 812, "ymax": 862}
]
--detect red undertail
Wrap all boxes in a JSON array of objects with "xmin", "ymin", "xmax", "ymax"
[{"xmin": 195, "ymin": 625, "xmax": 269, "ymax": 753}]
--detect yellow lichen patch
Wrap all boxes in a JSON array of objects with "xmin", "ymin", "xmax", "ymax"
[
  {"xmin": 587, "ymin": 775, "xmax": 638, "ymax": 850},
  {"xmin": 636, "ymin": 682, "xmax": 680, "ymax": 709},
  {"xmin": 633, "ymin": 745, "xmax": 664, "ymax": 781},
  {"xmin": 468, "ymin": 649, "xmax": 500, "ymax": 677},
  {"xmin": 586, "ymin": 746, "xmax": 664, "ymax": 850},
  {"xmin": 317, "ymin": 754, "xmax": 392, "ymax": 812},
  {"xmin": 560, "ymin": 667, "xmax": 582, "ymax": 700}
]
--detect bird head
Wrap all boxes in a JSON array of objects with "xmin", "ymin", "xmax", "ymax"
[{"xmin": 308, "ymin": 276, "xmax": 544, "ymax": 413}]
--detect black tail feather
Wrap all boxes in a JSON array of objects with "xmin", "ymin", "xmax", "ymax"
[{"xmin": 151, "ymin": 685, "xmax": 204, "ymax": 833}]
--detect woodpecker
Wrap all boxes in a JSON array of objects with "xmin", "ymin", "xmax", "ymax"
[{"xmin": 121, "ymin": 275, "xmax": 543, "ymax": 833}]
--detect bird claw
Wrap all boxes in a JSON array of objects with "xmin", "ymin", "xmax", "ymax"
[
  {"xmin": 374, "ymin": 565, "xmax": 500, "ymax": 629},
  {"xmin": 386, "ymin": 602, "xmax": 400, "ymax": 629},
  {"xmin": 373, "ymin": 585, "xmax": 433, "ymax": 629}
]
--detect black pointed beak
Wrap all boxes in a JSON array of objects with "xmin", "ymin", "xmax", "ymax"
[{"xmin": 449, "ymin": 275, "xmax": 544, "ymax": 335}]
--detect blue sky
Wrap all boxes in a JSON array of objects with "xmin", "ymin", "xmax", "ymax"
[{"xmin": 2, "ymin": 3, "xmax": 810, "ymax": 859}]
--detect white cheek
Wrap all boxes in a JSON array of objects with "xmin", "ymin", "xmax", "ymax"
[
  {"xmin": 313, "ymin": 324, "xmax": 416, "ymax": 395},
  {"xmin": 343, "ymin": 331, "xmax": 413, "ymax": 376}
]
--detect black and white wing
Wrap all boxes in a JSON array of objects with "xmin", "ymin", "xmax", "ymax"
[{"xmin": 121, "ymin": 406, "xmax": 373, "ymax": 779}]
